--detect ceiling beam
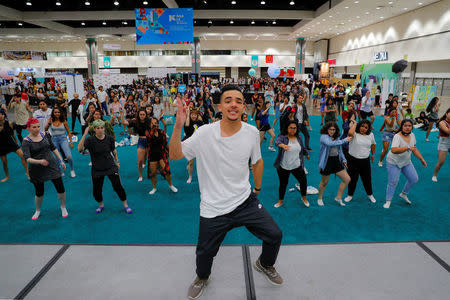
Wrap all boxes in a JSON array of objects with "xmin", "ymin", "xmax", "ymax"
[
  {"xmin": 21, "ymin": 9, "xmax": 314, "ymax": 21},
  {"xmin": 194, "ymin": 26, "xmax": 293, "ymax": 35},
  {"xmin": 0, "ymin": 4, "xmax": 23, "ymax": 20},
  {"xmin": 162, "ymin": 0, "xmax": 179, "ymax": 8}
]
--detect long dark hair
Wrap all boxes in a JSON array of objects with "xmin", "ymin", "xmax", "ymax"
[
  {"xmin": 50, "ymin": 107, "xmax": 66, "ymax": 122},
  {"xmin": 437, "ymin": 108, "xmax": 450, "ymax": 125},
  {"xmin": 426, "ymin": 97, "xmax": 439, "ymax": 113},
  {"xmin": 135, "ymin": 108, "xmax": 151, "ymax": 131},
  {"xmin": 320, "ymin": 121, "xmax": 340, "ymax": 139},
  {"xmin": 281, "ymin": 120, "xmax": 299, "ymax": 136},
  {"xmin": 356, "ymin": 120, "xmax": 372, "ymax": 135}
]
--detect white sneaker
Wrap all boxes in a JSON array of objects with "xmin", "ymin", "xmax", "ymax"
[
  {"xmin": 149, "ymin": 188, "xmax": 157, "ymax": 195},
  {"xmin": 378, "ymin": 161, "xmax": 383, "ymax": 167},
  {"xmin": 70, "ymin": 170, "xmax": 76, "ymax": 178},
  {"xmin": 187, "ymin": 177, "xmax": 192, "ymax": 184},
  {"xmin": 399, "ymin": 192, "xmax": 411, "ymax": 204},
  {"xmin": 137, "ymin": 177, "xmax": 143, "ymax": 182},
  {"xmin": 383, "ymin": 201, "xmax": 391, "ymax": 209},
  {"xmin": 368, "ymin": 195, "xmax": 376, "ymax": 203},
  {"xmin": 432, "ymin": 176, "xmax": 438, "ymax": 182},
  {"xmin": 344, "ymin": 195, "xmax": 353, "ymax": 202},
  {"xmin": 335, "ymin": 198, "xmax": 346, "ymax": 206},
  {"xmin": 61, "ymin": 207, "xmax": 68, "ymax": 218},
  {"xmin": 425, "ymin": 138, "xmax": 430, "ymax": 142},
  {"xmin": 268, "ymin": 146, "xmax": 276, "ymax": 152},
  {"xmin": 304, "ymin": 168, "xmax": 308, "ymax": 175},
  {"xmin": 88, "ymin": 161, "xmax": 92, "ymax": 166},
  {"xmin": 169, "ymin": 185, "xmax": 178, "ymax": 193},
  {"xmin": 317, "ymin": 199, "xmax": 324, "ymax": 206},
  {"xmin": 302, "ymin": 199, "xmax": 310, "ymax": 207},
  {"xmin": 274, "ymin": 202, "xmax": 283, "ymax": 208}
]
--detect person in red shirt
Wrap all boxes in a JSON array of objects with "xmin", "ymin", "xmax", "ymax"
[
  {"xmin": 253, "ymin": 80, "xmax": 260, "ymax": 91},
  {"xmin": 21, "ymin": 88, "xmax": 29, "ymax": 102}
]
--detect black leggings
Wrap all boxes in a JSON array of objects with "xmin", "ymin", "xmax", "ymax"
[
  {"xmin": 276, "ymin": 165, "xmax": 307, "ymax": 199},
  {"xmin": 92, "ymin": 173, "xmax": 126, "ymax": 203},
  {"xmin": 71, "ymin": 113, "xmax": 81, "ymax": 132},
  {"xmin": 347, "ymin": 154, "xmax": 373, "ymax": 196},
  {"xmin": 298, "ymin": 123, "xmax": 310, "ymax": 149},
  {"xmin": 32, "ymin": 177, "xmax": 65, "ymax": 197},
  {"xmin": 14, "ymin": 124, "xmax": 27, "ymax": 144}
]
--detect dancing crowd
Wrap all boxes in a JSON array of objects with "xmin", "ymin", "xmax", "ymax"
[{"xmin": 0, "ymin": 77, "xmax": 448, "ymax": 220}]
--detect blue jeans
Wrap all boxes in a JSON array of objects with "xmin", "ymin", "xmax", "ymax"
[
  {"xmin": 101, "ymin": 102, "xmax": 109, "ymax": 116},
  {"xmin": 51, "ymin": 134, "xmax": 74, "ymax": 172},
  {"xmin": 386, "ymin": 162, "xmax": 418, "ymax": 201}
]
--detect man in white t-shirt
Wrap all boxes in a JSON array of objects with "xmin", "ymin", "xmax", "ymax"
[
  {"xmin": 33, "ymin": 99, "xmax": 52, "ymax": 130},
  {"xmin": 97, "ymin": 86, "xmax": 109, "ymax": 116},
  {"xmin": 170, "ymin": 85, "xmax": 283, "ymax": 299}
]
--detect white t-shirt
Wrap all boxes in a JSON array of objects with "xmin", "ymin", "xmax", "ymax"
[
  {"xmin": 349, "ymin": 132, "xmax": 376, "ymax": 159},
  {"xmin": 153, "ymin": 103, "xmax": 163, "ymax": 119},
  {"xmin": 77, "ymin": 104, "xmax": 86, "ymax": 126},
  {"xmin": 33, "ymin": 108, "xmax": 52, "ymax": 130},
  {"xmin": 280, "ymin": 139, "xmax": 301, "ymax": 170},
  {"xmin": 296, "ymin": 105, "xmax": 304, "ymax": 124},
  {"xmin": 97, "ymin": 90, "xmax": 108, "ymax": 103},
  {"xmin": 182, "ymin": 121, "xmax": 262, "ymax": 218},
  {"xmin": 387, "ymin": 133, "xmax": 416, "ymax": 168}
]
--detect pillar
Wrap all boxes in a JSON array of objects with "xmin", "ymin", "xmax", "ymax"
[
  {"xmin": 85, "ymin": 37, "xmax": 99, "ymax": 77},
  {"xmin": 295, "ymin": 37, "xmax": 306, "ymax": 75},
  {"xmin": 191, "ymin": 37, "xmax": 201, "ymax": 74}
]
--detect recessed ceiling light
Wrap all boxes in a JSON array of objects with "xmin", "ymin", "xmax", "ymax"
[
  {"xmin": 231, "ymin": 0, "xmax": 236, "ymax": 4},
  {"xmin": 290, "ymin": 1, "xmax": 295, "ymax": 5},
  {"xmin": 380, "ymin": 16, "xmax": 384, "ymax": 18},
  {"xmin": 114, "ymin": 1, "xmax": 119, "ymax": 5},
  {"xmin": 230, "ymin": 20, "xmax": 234, "ymax": 24},
  {"xmin": 354, "ymin": 1, "xmax": 359, "ymax": 3},
  {"xmin": 203, "ymin": 0, "xmax": 207, "ymax": 4},
  {"xmin": 251, "ymin": 20, "xmax": 255, "ymax": 24},
  {"xmin": 404, "ymin": 7, "xmax": 408, "ymax": 10},
  {"xmin": 272, "ymin": 20, "xmax": 276, "ymax": 24},
  {"xmin": 18, "ymin": 22, "xmax": 23, "ymax": 26},
  {"xmin": 102, "ymin": 21, "xmax": 107, "ymax": 25},
  {"xmin": 26, "ymin": 1, "xmax": 32, "ymax": 5},
  {"xmin": 56, "ymin": 1, "xmax": 61, "ymax": 6},
  {"xmin": 376, "ymin": 7, "xmax": 381, "ymax": 10},
  {"xmin": 329, "ymin": 15, "xmax": 332, "ymax": 18},
  {"xmin": 85, "ymin": 1, "xmax": 90, "ymax": 5},
  {"xmin": 418, "ymin": 2, "xmax": 423, "ymax": 4},
  {"xmin": 344, "ymin": 6, "xmax": 349, "ymax": 8},
  {"xmin": 208, "ymin": 20, "xmax": 212, "ymax": 24},
  {"xmin": 143, "ymin": 1, "xmax": 148, "ymax": 4},
  {"xmin": 122, "ymin": 21, "xmax": 127, "ymax": 25},
  {"xmin": 81, "ymin": 22, "xmax": 85, "ymax": 25},
  {"xmin": 261, "ymin": 1, "xmax": 265, "ymax": 4},
  {"xmin": 388, "ymin": 1, "xmax": 393, "ymax": 4}
]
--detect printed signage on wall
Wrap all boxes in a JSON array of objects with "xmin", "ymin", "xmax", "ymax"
[
  {"xmin": 103, "ymin": 44, "xmax": 121, "ymax": 50},
  {"xmin": 328, "ymin": 59, "xmax": 336, "ymax": 66},
  {"xmin": 135, "ymin": 8, "xmax": 193, "ymax": 45},
  {"xmin": 103, "ymin": 56, "xmax": 111, "ymax": 68},
  {"xmin": 265, "ymin": 55, "xmax": 273, "ymax": 63},
  {"xmin": 251, "ymin": 55, "xmax": 259, "ymax": 67},
  {"xmin": 373, "ymin": 51, "xmax": 388, "ymax": 62}
]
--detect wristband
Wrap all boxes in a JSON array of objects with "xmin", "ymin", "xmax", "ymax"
[{"xmin": 254, "ymin": 187, "xmax": 261, "ymax": 191}]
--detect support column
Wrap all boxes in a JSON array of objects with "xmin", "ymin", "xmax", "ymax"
[
  {"xmin": 85, "ymin": 37, "xmax": 99, "ymax": 77},
  {"xmin": 191, "ymin": 37, "xmax": 201, "ymax": 74},
  {"xmin": 295, "ymin": 37, "xmax": 306, "ymax": 75},
  {"xmin": 231, "ymin": 67, "xmax": 238, "ymax": 81},
  {"xmin": 408, "ymin": 62, "xmax": 417, "ymax": 88}
]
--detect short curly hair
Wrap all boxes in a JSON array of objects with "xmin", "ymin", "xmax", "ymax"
[
  {"xmin": 356, "ymin": 119, "xmax": 372, "ymax": 135},
  {"xmin": 320, "ymin": 122, "xmax": 340, "ymax": 139}
]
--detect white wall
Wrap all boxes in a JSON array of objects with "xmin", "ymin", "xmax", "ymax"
[{"xmin": 328, "ymin": 0, "xmax": 450, "ymax": 66}]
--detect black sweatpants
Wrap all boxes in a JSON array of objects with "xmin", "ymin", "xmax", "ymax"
[
  {"xmin": 298, "ymin": 123, "xmax": 310, "ymax": 149},
  {"xmin": 14, "ymin": 124, "xmax": 27, "ymax": 144},
  {"xmin": 277, "ymin": 166, "xmax": 307, "ymax": 199},
  {"xmin": 71, "ymin": 112, "xmax": 81, "ymax": 132},
  {"xmin": 336, "ymin": 99, "xmax": 344, "ymax": 115},
  {"xmin": 196, "ymin": 192, "xmax": 282, "ymax": 279},
  {"xmin": 92, "ymin": 173, "xmax": 126, "ymax": 203},
  {"xmin": 32, "ymin": 177, "xmax": 65, "ymax": 197},
  {"xmin": 347, "ymin": 154, "xmax": 373, "ymax": 196}
]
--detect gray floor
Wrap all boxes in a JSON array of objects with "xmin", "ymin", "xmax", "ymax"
[{"xmin": 0, "ymin": 242, "xmax": 449, "ymax": 300}]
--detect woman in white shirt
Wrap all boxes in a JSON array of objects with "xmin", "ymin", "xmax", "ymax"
[
  {"xmin": 344, "ymin": 119, "xmax": 376, "ymax": 203},
  {"xmin": 384, "ymin": 119, "xmax": 427, "ymax": 209}
]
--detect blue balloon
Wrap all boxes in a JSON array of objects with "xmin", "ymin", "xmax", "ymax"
[
  {"xmin": 248, "ymin": 68, "xmax": 256, "ymax": 76},
  {"xmin": 268, "ymin": 65, "xmax": 281, "ymax": 78}
]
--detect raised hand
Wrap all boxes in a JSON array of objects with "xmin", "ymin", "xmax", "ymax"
[{"xmin": 175, "ymin": 99, "xmax": 187, "ymax": 129}]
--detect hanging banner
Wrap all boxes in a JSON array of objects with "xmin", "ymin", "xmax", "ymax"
[
  {"xmin": 251, "ymin": 55, "xmax": 259, "ymax": 67},
  {"xmin": 265, "ymin": 55, "xmax": 273, "ymax": 63},
  {"xmin": 103, "ymin": 56, "xmax": 111, "ymax": 68},
  {"xmin": 135, "ymin": 8, "xmax": 193, "ymax": 45}
]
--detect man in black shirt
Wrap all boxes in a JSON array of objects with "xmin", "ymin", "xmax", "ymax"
[
  {"xmin": 335, "ymin": 85, "xmax": 346, "ymax": 116},
  {"xmin": 68, "ymin": 93, "xmax": 82, "ymax": 134}
]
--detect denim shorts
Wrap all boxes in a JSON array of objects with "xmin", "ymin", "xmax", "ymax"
[
  {"xmin": 382, "ymin": 131, "xmax": 395, "ymax": 142},
  {"xmin": 137, "ymin": 137, "xmax": 148, "ymax": 150},
  {"xmin": 438, "ymin": 136, "xmax": 450, "ymax": 152}
]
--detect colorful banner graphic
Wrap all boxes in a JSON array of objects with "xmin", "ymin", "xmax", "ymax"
[
  {"xmin": 3, "ymin": 51, "xmax": 47, "ymax": 60},
  {"xmin": 103, "ymin": 56, "xmax": 111, "ymax": 68},
  {"xmin": 135, "ymin": 8, "xmax": 193, "ymax": 45},
  {"xmin": 265, "ymin": 55, "xmax": 273, "ymax": 63},
  {"xmin": 411, "ymin": 86, "xmax": 438, "ymax": 111},
  {"xmin": 251, "ymin": 55, "xmax": 259, "ymax": 67}
]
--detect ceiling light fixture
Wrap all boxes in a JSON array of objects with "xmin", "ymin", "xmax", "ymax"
[
  {"xmin": 18, "ymin": 22, "xmax": 23, "ymax": 26},
  {"xmin": 114, "ymin": 1, "xmax": 119, "ymax": 5},
  {"xmin": 344, "ymin": 6, "xmax": 348, "ymax": 8},
  {"xmin": 418, "ymin": 2, "xmax": 423, "ymax": 4},
  {"xmin": 354, "ymin": 1, "xmax": 359, "ymax": 3},
  {"xmin": 230, "ymin": 20, "xmax": 234, "ymax": 24},
  {"xmin": 56, "ymin": 1, "xmax": 61, "ymax": 6},
  {"xmin": 26, "ymin": 1, "xmax": 32, "ymax": 5},
  {"xmin": 143, "ymin": 1, "xmax": 148, "ymax": 4},
  {"xmin": 85, "ymin": 1, "xmax": 90, "ymax": 5},
  {"xmin": 290, "ymin": 1, "xmax": 295, "ymax": 5},
  {"xmin": 122, "ymin": 21, "xmax": 127, "ymax": 25},
  {"xmin": 404, "ymin": 7, "xmax": 408, "ymax": 10},
  {"xmin": 261, "ymin": 1, "xmax": 265, "ymax": 4},
  {"xmin": 81, "ymin": 22, "xmax": 85, "ymax": 25},
  {"xmin": 272, "ymin": 20, "xmax": 276, "ymax": 24},
  {"xmin": 231, "ymin": 0, "xmax": 236, "ymax": 4},
  {"xmin": 380, "ymin": 16, "xmax": 384, "ymax": 18},
  {"xmin": 388, "ymin": 1, "xmax": 393, "ymax": 4},
  {"xmin": 251, "ymin": 20, "xmax": 255, "ymax": 24},
  {"xmin": 208, "ymin": 20, "xmax": 212, "ymax": 24},
  {"xmin": 102, "ymin": 21, "xmax": 107, "ymax": 25}
]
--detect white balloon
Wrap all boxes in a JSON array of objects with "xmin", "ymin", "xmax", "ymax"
[{"xmin": 267, "ymin": 65, "xmax": 281, "ymax": 78}]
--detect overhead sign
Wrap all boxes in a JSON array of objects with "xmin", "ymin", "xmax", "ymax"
[
  {"xmin": 328, "ymin": 58, "xmax": 336, "ymax": 65},
  {"xmin": 265, "ymin": 55, "xmax": 273, "ymax": 63},
  {"xmin": 373, "ymin": 51, "xmax": 388, "ymax": 62},
  {"xmin": 251, "ymin": 55, "xmax": 259, "ymax": 67},
  {"xmin": 103, "ymin": 56, "xmax": 111, "ymax": 68},
  {"xmin": 103, "ymin": 44, "xmax": 121, "ymax": 50},
  {"xmin": 135, "ymin": 8, "xmax": 193, "ymax": 45}
]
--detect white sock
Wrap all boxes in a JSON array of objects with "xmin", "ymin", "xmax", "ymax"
[
  {"xmin": 368, "ymin": 195, "xmax": 376, "ymax": 203},
  {"xmin": 186, "ymin": 176, "xmax": 192, "ymax": 184},
  {"xmin": 317, "ymin": 199, "xmax": 324, "ymax": 206},
  {"xmin": 383, "ymin": 201, "xmax": 391, "ymax": 209},
  {"xmin": 31, "ymin": 210, "xmax": 41, "ymax": 220},
  {"xmin": 149, "ymin": 188, "xmax": 157, "ymax": 195},
  {"xmin": 344, "ymin": 195, "xmax": 353, "ymax": 202},
  {"xmin": 169, "ymin": 185, "xmax": 178, "ymax": 193},
  {"xmin": 61, "ymin": 207, "xmax": 68, "ymax": 218}
]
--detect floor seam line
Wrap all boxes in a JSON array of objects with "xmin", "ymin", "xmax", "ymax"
[
  {"xmin": 242, "ymin": 245, "xmax": 257, "ymax": 300},
  {"xmin": 14, "ymin": 244, "xmax": 70, "ymax": 300},
  {"xmin": 416, "ymin": 242, "xmax": 450, "ymax": 273}
]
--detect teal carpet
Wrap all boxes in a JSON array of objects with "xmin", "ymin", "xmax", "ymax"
[{"xmin": 0, "ymin": 115, "xmax": 449, "ymax": 245}]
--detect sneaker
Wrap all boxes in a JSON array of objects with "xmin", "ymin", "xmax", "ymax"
[
  {"xmin": 335, "ymin": 198, "xmax": 346, "ymax": 206},
  {"xmin": 304, "ymin": 168, "xmax": 308, "ymax": 175},
  {"xmin": 268, "ymin": 146, "xmax": 276, "ymax": 152},
  {"xmin": 187, "ymin": 277, "xmax": 209, "ymax": 299},
  {"xmin": 274, "ymin": 201, "xmax": 283, "ymax": 208},
  {"xmin": 253, "ymin": 258, "xmax": 283, "ymax": 286},
  {"xmin": 378, "ymin": 161, "xmax": 383, "ymax": 167},
  {"xmin": 432, "ymin": 176, "xmax": 438, "ymax": 182},
  {"xmin": 149, "ymin": 188, "xmax": 157, "ymax": 195},
  {"xmin": 344, "ymin": 196, "xmax": 353, "ymax": 203},
  {"xmin": 88, "ymin": 161, "xmax": 92, "ymax": 166},
  {"xmin": 425, "ymin": 138, "xmax": 430, "ymax": 142},
  {"xmin": 137, "ymin": 177, "xmax": 143, "ymax": 182},
  {"xmin": 70, "ymin": 170, "xmax": 76, "ymax": 178},
  {"xmin": 187, "ymin": 177, "xmax": 192, "ymax": 184},
  {"xmin": 169, "ymin": 185, "xmax": 178, "ymax": 193},
  {"xmin": 302, "ymin": 198, "xmax": 310, "ymax": 207},
  {"xmin": 383, "ymin": 201, "xmax": 391, "ymax": 209},
  {"xmin": 368, "ymin": 195, "xmax": 376, "ymax": 203},
  {"xmin": 399, "ymin": 192, "xmax": 411, "ymax": 204},
  {"xmin": 317, "ymin": 199, "xmax": 324, "ymax": 206}
]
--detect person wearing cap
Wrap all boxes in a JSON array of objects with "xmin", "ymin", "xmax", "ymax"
[
  {"xmin": 78, "ymin": 119, "xmax": 132, "ymax": 214},
  {"xmin": 21, "ymin": 118, "xmax": 68, "ymax": 220}
]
